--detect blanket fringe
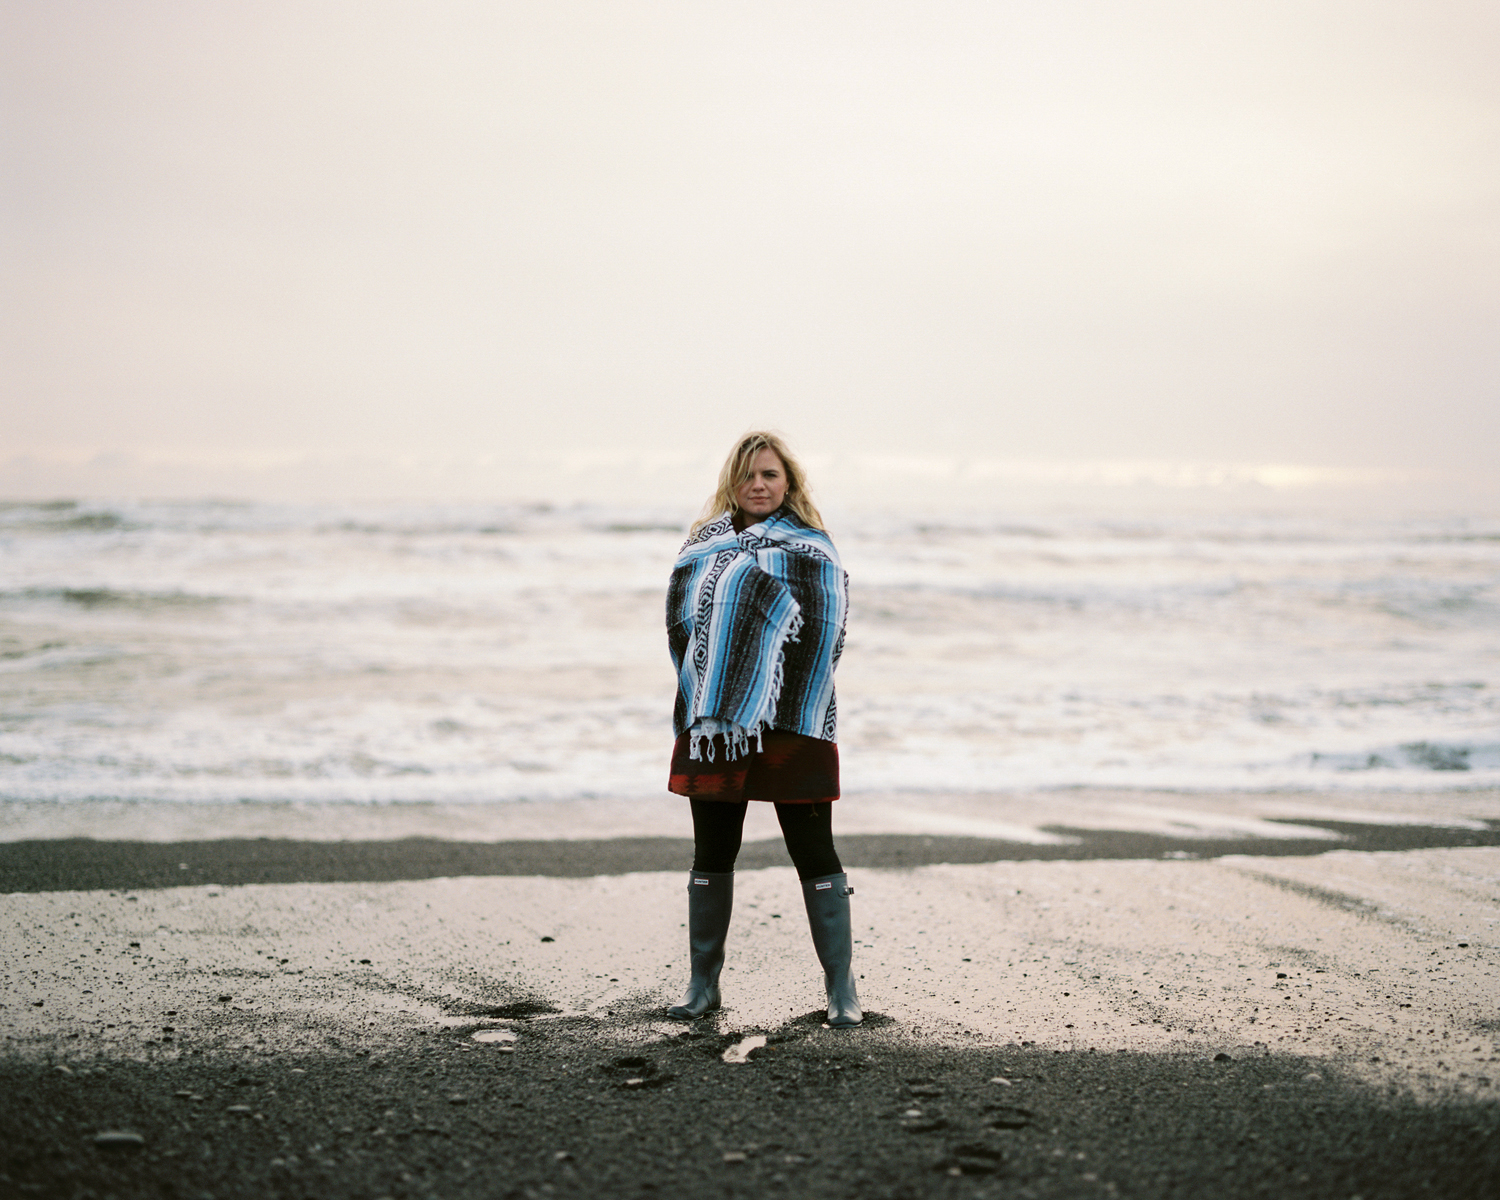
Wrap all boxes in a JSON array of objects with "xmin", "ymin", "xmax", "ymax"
[{"xmin": 688, "ymin": 607, "xmax": 804, "ymax": 763}]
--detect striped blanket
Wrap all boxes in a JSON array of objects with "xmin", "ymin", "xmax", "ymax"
[{"xmin": 667, "ymin": 510, "xmax": 848, "ymax": 761}]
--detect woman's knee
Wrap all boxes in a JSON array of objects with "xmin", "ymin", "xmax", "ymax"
[
  {"xmin": 691, "ymin": 799, "xmax": 749, "ymax": 873},
  {"xmin": 775, "ymin": 802, "xmax": 842, "ymax": 880}
]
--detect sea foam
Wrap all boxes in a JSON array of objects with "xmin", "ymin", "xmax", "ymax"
[{"xmin": 1, "ymin": 499, "xmax": 1496, "ymax": 803}]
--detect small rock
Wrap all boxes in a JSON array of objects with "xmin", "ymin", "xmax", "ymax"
[
  {"xmin": 623, "ymin": 1078, "xmax": 646, "ymax": 1088},
  {"xmin": 32, "ymin": 1000, "xmax": 43, "ymax": 1007},
  {"xmin": 723, "ymin": 1151, "xmax": 747, "ymax": 1164},
  {"xmin": 448, "ymin": 1095, "xmax": 468, "ymax": 1105},
  {"xmin": 988, "ymin": 1076, "xmax": 1012, "ymax": 1086},
  {"xmin": 55, "ymin": 1065, "xmax": 73, "ymax": 1075},
  {"xmin": 1213, "ymin": 1053, "xmax": 1232, "ymax": 1062},
  {"xmin": 226, "ymin": 1104, "xmax": 253, "ymax": 1114},
  {"xmin": 949, "ymin": 1148, "xmax": 1002, "ymax": 1176},
  {"xmin": 1303, "ymin": 1072, "xmax": 1323, "ymax": 1082},
  {"xmin": 540, "ymin": 936, "xmax": 555, "ymax": 943},
  {"xmin": 554, "ymin": 1151, "xmax": 573, "ymax": 1162},
  {"xmin": 93, "ymin": 1131, "xmax": 145, "ymax": 1151},
  {"xmin": 216, "ymin": 995, "xmax": 232, "ymax": 1003},
  {"xmin": 174, "ymin": 1090, "xmax": 193, "ymax": 1099},
  {"xmin": 471, "ymin": 1029, "xmax": 517, "ymax": 1044}
]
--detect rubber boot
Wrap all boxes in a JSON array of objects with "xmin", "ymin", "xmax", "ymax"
[
  {"xmin": 801, "ymin": 872, "xmax": 863, "ymax": 1027},
  {"xmin": 666, "ymin": 871, "xmax": 733, "ymax": 1019}
]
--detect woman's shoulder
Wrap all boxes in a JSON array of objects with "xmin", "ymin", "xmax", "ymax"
[
  {"xmin": 768, "ymin": 512, "xmax": 841, "ymax": 565},
  {"xmin": 676, "ymin": 513, "xmax": 735, "ymax": 557}
]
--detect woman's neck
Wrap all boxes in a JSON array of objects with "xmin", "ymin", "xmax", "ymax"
[{"xmin": 732, "ymin": 506, "xmax": 778, "ymax": 532}]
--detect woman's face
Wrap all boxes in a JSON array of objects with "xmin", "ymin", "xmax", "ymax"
[{"xmin": 735, "ymin": 448, "xmax": 789, "ymax": 518}]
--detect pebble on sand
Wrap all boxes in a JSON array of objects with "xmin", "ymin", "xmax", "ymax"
[
  {"xmin": 471, "ymin": 1029, "xmax": 518, "ymax": 1044},
  {"xmin": 93, "ymin": 1131, "xmax": 145, "ymax": 1151}
]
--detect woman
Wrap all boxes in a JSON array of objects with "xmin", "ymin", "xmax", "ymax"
[{"xmin": 664, "ymin": 432, "xmax": 861, "ymax": 1027}]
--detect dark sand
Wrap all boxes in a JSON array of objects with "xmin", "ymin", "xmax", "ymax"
[
  {"xmin": 3, "ymin": 819, "xmax": 1497, "ymax": 892},
  {"xmin": 5, "ymin": 1008, "xmax": 1499, "ymax": 1200}
]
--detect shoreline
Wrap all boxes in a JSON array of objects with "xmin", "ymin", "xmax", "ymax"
[
  {"xmin": 4, "ymin": 785, "xmax": 1498, "ymax": 845},
  {"xmin": 3, "ymin": 818, "xmax": 1499, "ymax": 894}
]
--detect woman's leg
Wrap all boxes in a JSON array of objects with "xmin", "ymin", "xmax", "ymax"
[
  {"xmin": 776, "ymin": 802, "xmax": 862, "ymax": 1027},
  {"xmin": 668, "ymin": 800, "xmax": 748, "ymax": 1019},
  {"xmin": 773, "ymin": 801, "xmax": 841, "ymax": 880},
  {"xmin": 691, "ymin": 799, "xmax": 749, "ymax": 872}
]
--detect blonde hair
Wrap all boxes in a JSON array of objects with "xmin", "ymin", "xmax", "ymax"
[{"xmin": 691, "ymin": 431, "xmax": 826, "ymax": 534}]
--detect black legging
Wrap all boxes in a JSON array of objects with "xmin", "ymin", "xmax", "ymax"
[{"xmin": 690, "ymin": 799, "xmax": 843, "ymax": 880}]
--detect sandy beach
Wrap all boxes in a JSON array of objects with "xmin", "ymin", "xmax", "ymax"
[
  {"xmin": 4, "ymin": 788, "xmax": 1500, "ymax": 1198},
  {"xmin": 10, "ymin": 0, "xmax": 1500, "ymax": 1190}
]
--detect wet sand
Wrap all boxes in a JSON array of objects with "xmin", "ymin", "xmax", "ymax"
[{"xmin": 3, "ymin": 789, "xmax": 1500, "ymax": 1198}]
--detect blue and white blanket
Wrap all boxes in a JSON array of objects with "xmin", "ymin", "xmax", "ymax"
[{"xmin": 667, "ymin": 510, "xmax": 848, "ymax": 760}]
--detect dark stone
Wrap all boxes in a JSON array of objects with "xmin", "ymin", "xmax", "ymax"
[
  {"xmin": 93, "ymin": 1131, "xmax": 145, "ymax": 1151},
  {"xmin": 943, "ymin": 1143, "xmax": 1004, "ymax": 1175}
]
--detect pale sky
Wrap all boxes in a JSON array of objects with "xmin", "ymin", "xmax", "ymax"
[{"xmin": 4, "ymin": 1, "xmax": 1498, "ymax": 505}]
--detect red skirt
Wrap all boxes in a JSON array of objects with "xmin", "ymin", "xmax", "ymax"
[{"xmin": 668, "ymin": 730, "xmax": 839, "ymax": 803}]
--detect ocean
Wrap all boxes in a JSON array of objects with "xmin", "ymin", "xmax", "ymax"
[{"xmin": 1, "ymin": 498, "xmax": 1496, "ymax": 806}]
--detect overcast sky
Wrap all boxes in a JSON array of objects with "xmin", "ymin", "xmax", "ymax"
[{"xmin": 4, "ymin": 1, "xmax": 1497, "ymax": 506}]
